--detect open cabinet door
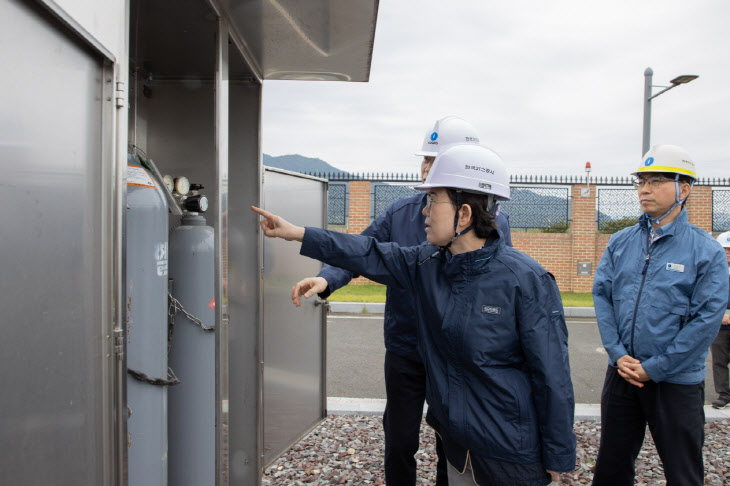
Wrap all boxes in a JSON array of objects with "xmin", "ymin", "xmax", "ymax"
[{"xmin": 261, "ymin": 168, "xmax": 328, "ymax": 467}]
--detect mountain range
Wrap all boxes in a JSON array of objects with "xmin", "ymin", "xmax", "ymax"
[{"xmin": 263, "ymin": 153, "xmax": 346, "ymax": 175}]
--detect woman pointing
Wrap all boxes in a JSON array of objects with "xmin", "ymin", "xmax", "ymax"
[{"xmin": 253, "ymin": 143, "xmax": 575, "ymax": 485}]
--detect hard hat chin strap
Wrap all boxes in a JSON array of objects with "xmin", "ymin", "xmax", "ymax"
[
  {"xmin": 444, "ymin": 224, "xmax": 474, "ymax": 250},
  {"xmin": 440, "ymin": 191, "xmax": 498, "ymax": 251},
  {"xmin": 487, "ymin": 196, "xmax": 498, "ymax": 216},
  {"xmin": 647, "ymin": 174, "xmax": 693, "ymax": 225},
  {"xmin": 440, "ymin": 190, "xmax": 472, "ymax": 251}
]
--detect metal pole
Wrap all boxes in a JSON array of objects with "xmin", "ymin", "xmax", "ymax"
[{"xmin": 642, "ymin": 67, "xmax": 653, "ymax": 157}]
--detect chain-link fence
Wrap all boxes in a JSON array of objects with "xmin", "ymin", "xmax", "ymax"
[
  {"xmin": 372, "ymin": 183, "xmax": 419, "ymax": 219},
  {"xmin": 714, "ymin": 189, "xmax": 730, "ymax": 232},
  {"xmin": 500, "ymin": 187, "xmax": 570, "ymax": 230},
  {"xmin": 328, "ymin": 182, "xmax": 348, "ymax": 225},
  {"xmin": 597, "ymin": 188, "xmax": 640, "ymax": 233}
]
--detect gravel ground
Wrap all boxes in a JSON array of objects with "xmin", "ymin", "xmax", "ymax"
[{"xmin": 262, "ymin": 416, "xmax": 730, "ymax": 485}]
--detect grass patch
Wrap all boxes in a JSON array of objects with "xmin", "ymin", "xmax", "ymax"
[
  {"xmin": 329, "ymin": 284, "xmax": 594, "ymax": 307},
  {"xmin": 329, "ymin": 284, "xmax": 386, "ymax": 303},
  {"xmin": 560, "ymin": 292, "xmax": 594, "ymax": 307}
]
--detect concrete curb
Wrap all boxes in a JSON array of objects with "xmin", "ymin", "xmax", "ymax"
[
  {"xmin": 326, "ymin": 397, "xmax": 730, "ymax": 422},
  {"xmin": 328, "ymin": 302, "xmax": 596, "ymax": 318},
  {"xmin": 329, "ymin": 302, "xmax": 385, "ymax": 314},
  {"xmin": 564, "ymin": 307, "xmax": 596, "ymax": 318}
]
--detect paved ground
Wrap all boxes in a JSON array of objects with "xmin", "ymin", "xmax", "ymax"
[
  {"xmin": 326, "ymin": 313, "xmax": 722, "ymax": 407},
  {"xmin": 261, "ymin": 313, "xmax": 730, "ymax": 484}
]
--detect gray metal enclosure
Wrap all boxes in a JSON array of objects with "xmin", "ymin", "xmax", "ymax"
[
  {"xmin": 0, "ymin": 0, "xmax": 378, "ymax": 485},
  {"xmin": 0, "ymin": 1, "xmax": 115, "ymax": 484}
]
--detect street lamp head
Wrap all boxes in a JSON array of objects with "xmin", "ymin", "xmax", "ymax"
[
  {"xmin": 643, "ymin": 69, "xmax": 699, "ymax": 156},
  {"xmin": 670, "ymin": 74, "xmax": 698, "ymax": 85}
]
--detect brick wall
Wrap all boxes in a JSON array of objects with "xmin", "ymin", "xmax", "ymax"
[
  {"xmin": 333, "ymin": 180, "xmax": 718, "ymax": 292},
  {"xmin": 569, "ymin": 185, "xmax": 598, "ymax": 292},
  {"xmin": 685, "ymin": 185, "xmax": 713, "ymax": 233},
  {"xmin": 512, "ymin": 233, "xmax": 573, "ymax": 291},
  {"xmin": 347, "ymin": 181, "xmax": 372, "ymax": 235}
]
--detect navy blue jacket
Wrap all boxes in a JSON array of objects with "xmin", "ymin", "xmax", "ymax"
[
  {"xmin": 317, "ymin": 192, "xmax": 512, "ymax": 361},
  {"xmin": 593, "ymin": 210, "xmax": 729, "ymax": 383},
  {"xmin": 301, "ymin": 227, "xmax": 576, "ymax": 476}
]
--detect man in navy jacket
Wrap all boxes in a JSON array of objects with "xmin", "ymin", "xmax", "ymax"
[{"xmin": 291, "ymin": 117, "xmax": 511, "ymax": 485}]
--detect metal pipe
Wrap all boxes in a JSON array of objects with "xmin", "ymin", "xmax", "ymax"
[{"xmin": 214, "ymin": 17, "xmax": 231, "ymax": 486}]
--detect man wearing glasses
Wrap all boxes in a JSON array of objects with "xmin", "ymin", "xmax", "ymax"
[
  {"xmin": 591, "ymin": 145, "xmax": 729, "ymax": 486},
  {"xmin": 291, "ymin": 117, "xmax": 511, "ymax": 485}
]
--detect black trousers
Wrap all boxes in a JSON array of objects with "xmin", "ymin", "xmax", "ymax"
[
  {"xmin": 592, "ymin": 365, "xmax": 705, "ymax": 486},
  {"xmin": 383, "ymin": 350, "xmax": 448, "ymax": 485}
]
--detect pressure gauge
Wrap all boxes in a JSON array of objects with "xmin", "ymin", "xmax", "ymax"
[
  {"xmin": 163, "ymin": 175, "xmax": 174, "ymax": 193},
  {"xmin": 174, "ymin": 176, "xmax": 190, "ymax": 195}
]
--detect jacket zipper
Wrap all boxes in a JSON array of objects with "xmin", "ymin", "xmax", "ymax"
[{"xmin": 629, "ymin": 229, "xmax": 654, "ymax": 357}]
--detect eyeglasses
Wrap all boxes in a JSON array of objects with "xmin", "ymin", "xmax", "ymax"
[
  {"xmin": 425, "ymin": 193, "xmax": 455, "ymax": 210},
  {"xmin": 632, "ymin": 175, "xmax": 676, "ymax": 189}
]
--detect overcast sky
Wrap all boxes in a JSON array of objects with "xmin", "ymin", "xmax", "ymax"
[{"xmin": 261, "ymin": 0, "xmax": 730, "ymax": 179}]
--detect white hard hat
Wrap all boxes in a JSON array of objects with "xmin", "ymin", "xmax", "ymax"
[
  {"xmin": 415, "ymin": 116, "xmax": 480, "ymax": 157},
  {"xmin": 416, "ymin": 144, "xmax": 511, "ymax": 201},
  {"xmin": 634, "ymin": 144, "xmax": 697, "ymax": 180},
  {"xmin": 717, "ymin": 231, "xmax": 730, "ymax": 248}
]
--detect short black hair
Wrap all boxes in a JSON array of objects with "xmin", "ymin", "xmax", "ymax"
[{"xmin": 445, "ymin": 189, "xmax": 497, "ymax": 238}]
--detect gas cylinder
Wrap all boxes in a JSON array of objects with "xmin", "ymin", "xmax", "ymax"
[
  {"xmin": 125, "ymin": 153, "xmax": 169, "ymax": 486},
  {"xmin": 168, "ymin": 212, "xmax": 215, "ymax": 486}
]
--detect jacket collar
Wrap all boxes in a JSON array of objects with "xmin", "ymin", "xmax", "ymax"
[
  {"xmin": 441, "ymin": 231, "xmax": 505, "ymax": 281},
  {"xmin": 639, "ymin": 207, "xmax": 688, "ymax": 238}
]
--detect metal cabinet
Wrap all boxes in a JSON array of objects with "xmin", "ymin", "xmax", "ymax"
[{"xmin": 0, "ymin": 1, "xmax": 377, "ymax": 484}]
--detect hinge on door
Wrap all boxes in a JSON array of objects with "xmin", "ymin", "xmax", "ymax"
[
  {"xmin": 113, "ymin": 329, "xmax": 125, "ymax": 360},
  {"xmin": 115, "ymin": 82, "xmax": 126, "ymax": 108},
  {"xmin": 314, "ymin": 298, "xmax": 331, "ymax": 312}
]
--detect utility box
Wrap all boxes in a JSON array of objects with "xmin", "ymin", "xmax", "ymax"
[{"xmin": 577, "ymin": 262, "xmax": 593, "ymax": 276}]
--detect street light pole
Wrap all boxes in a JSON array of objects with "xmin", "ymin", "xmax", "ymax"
[
  {"xmin": 641, "ymin": 67, "xmax": 698, "ymax": 157},
  {"xmin": 642, "ymin": 68, "xmax": 654, "ymax": 157}
]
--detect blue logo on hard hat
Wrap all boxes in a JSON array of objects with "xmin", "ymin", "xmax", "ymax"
[
  {"xmin": 430, "ymin": 132, "xmax": 438, "ymax": 141},
  {"xmin": 644, "ymin": 157, "xmax": 654, "ymax": 166}
]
